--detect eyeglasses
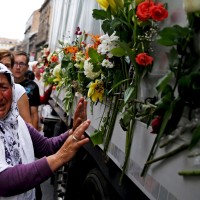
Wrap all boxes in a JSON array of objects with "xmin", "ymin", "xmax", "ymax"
[{"xmin": 13, "ymin": 62, "xmax": 27, "ymax": 68}]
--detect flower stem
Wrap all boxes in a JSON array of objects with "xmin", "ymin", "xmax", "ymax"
[
  {"xmin": 120, "ymin": 111, "xmax": 136, "ymax": 184},
  {"xmin": 120, "ymin": 73, "xmax": 139, "ymax": 183},
  {"xmin": 145, "ymin": 143, "xmax": 189, "ymax": 165},
  {"xmin": 141, "ymin": 100, "xmax": 177, "ymax": 176},
  {"xmin": 104, "ymin": 95, "xmax": 120, "ymax": 153},
  {"xmin": 178, "ymin": 170, "xmax": 200, "ymax": 176}
]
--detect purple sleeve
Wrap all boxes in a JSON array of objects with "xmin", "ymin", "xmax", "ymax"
[
  {"xmin": 0, "ymin": 123, "xmax": 69, "ymax": 197},
  {"xmin": 0, "ymin": 158, "xmax": 52, "ymax": 196},
  {"xmin": 27, "ymin": 123, "xmax": 69, "ymax": 158}
]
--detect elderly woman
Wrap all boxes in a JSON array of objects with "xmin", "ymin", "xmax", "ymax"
[
  {"xmin": 0, "ymin": 63, "xmax": 90, "ymax": 199},
  {"xmin": 0, "ymin": 49, "xmax": 32, "ymax": 125}
]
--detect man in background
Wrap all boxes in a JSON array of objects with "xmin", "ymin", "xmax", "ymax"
[{"xmin": 11, "ymin": 51, "xmax": 40, "ymax": 131}]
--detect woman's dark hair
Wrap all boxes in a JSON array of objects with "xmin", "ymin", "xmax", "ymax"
[{"xmin": 25, "ymin": 70, "xmax": 35, "ymax": 80}]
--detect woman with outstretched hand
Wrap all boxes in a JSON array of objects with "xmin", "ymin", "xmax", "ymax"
[{"xmin": 0, "ymin": 63, "xmax": 90, "ymax": 199}]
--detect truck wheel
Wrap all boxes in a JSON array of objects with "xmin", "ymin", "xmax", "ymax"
[{"xmin": 81, "ymin": 168, "xmax": 111, "ymax": 200}]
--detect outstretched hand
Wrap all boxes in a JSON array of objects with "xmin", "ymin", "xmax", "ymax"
[
  {"xmin": 47, "ymin": 119, "xmax": 91, "ymax": 172},
  {"xmin": 73, "ymin": 97, "xmax": 87, "ymax": 130}
]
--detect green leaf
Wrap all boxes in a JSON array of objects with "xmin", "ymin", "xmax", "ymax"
[
  {"xmin": 161, "ymin": 84, "xmax": 173, "ymax": 97},
  {"xmin": 157, "ymin": 38, "xmax": 177, "ymax": 46},
  {"xmin": 157, "ymin": 25, "xmax": 191, "ymax": 46},
  {"xmin": 124, "ymin": 86, "xmax": 135, "ymax": 104},
  {"xmin": 110, "ymin": 47, "xmax": 126, "ymax": 57},
  {"xmin": 120, "ymin": 106, "xmax": 134, "ymax": 131},
  {"xmin": 156, "ymin": 71, "xmax": 173, "ymax": 93},
  {"xmin": 110, "ymin": 18, "xmax": 123, "ymax": 29},
  {"xmin": 92, "ymin": 9, "xmax": 111, "ymax": 20},
  {"xmin": 93, "ymin": 64, "xmax": 102, "ymax": 72},
  {"xmin": 90, "ymin": 130, "xmax": 104, "ymax": 145},
  {"xmin": 101, "ymin": 20, "xmax": 112, "ymax": 33},
  {"xmin": 107, "ymin": 78, "xmax": 129, "ymax": 95},
  {"xmin": 120, "ymin": 114, "xmax": 131, "ymax": 131},
  {"xmin": 118, "ymin": 41, "xmax": 135, "ymax": 59},
  {"xmin": 167, "ymin": 47, "xmax": 179, "ymax": 68},
  {"xmin": 189, "ymin": 125, "xmax": 200, "ymax": 150},
  {"xmin": 165, "ymin": 98, "xmax": 184, "ymax": 134},
  {"xmin": 88, "ymin": 48, "xmax": 100, "ymax": 63},
  {"xmin": 156, "ymin": 91, "xmax": 173, "ymax": 106},
  {"xmin": 157, "ymin": 100, "xmax": 177, "ymax": 141}
]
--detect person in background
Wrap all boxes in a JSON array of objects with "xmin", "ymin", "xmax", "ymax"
[
  {"xmin": 11, "ymin": 51, "xmax": 40, "ymax": 130},
  {"xmin": 0, "ymin": 49, "xmax": 32, "ymax": 125},
  {"xmin": 0, "ymin": 63, "xmax": 90, "ymax": 199},
  {"xmin": 32, "ymin": 62, "xmax": 52, "ymax": 105}
]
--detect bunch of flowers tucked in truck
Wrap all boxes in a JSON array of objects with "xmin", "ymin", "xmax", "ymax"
[
  {"xmin": 42, "ymin": 0, "xmax": 169, "ymax": 178},
  {"xmin": 42, "ymin": 0, "xmax": 200, "ymax": 178}
]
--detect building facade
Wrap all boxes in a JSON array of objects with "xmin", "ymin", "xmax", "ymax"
[
  {"xmin": 35, "ymin": 0, "xmax": 52, "ymax": 60},
  {"xmin": 0, "ymin": 37, "xmax": 21, "ymax": 50},
  {"xmin": 10, "ymin": 0, "xmax": 52, "ymax": 61}
]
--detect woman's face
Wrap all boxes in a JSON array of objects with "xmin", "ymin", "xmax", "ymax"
[
  {"xmin": 0, "ymin": 56, "xmax": 12, "ymax": 70},
  {"xmin": 0, "ymin": 74, "xmax": 12, "ymax": 119}
]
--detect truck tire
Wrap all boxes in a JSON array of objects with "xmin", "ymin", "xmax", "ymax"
[{"xmin": 81, "ymin": 168, "xmax": 112, "ymax": 200}]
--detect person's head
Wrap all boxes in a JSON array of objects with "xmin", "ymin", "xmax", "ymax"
[
  {"xmin": 11, "ymin": 51, "xmax": 29, "ymax": 83},
  {"xmin": 34, "ymin": 64, "xmax": 42, "ymax": 78},
  {"xmin": 25, "ymin": 70, "xmax": 35, "ymax": 80},
  {"xmin": 0, "ymin": 63, "xmax": 14, "ymax": 120},
  {"xmin": 0, "ymin": 49, "xmax": 14, "ymax": 70}
]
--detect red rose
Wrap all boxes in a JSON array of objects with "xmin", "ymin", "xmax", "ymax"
[
  {"xmin": 136, "ymin": 0, "xmax": 154, "ymax": 21},
  {"xmin": 135, "ymin": 53, "xmax": 153, "ymax": 66},
  {"xmin": 51, "ymin": 55, "xmax": 58, "ymax": 63},
  {"xmin": 150, "ymin": 3, "xmax": 168, "ymax": 21},
  {"xmin": 151, "ymin": 116, "xmax": 162, "ymax": 134}
]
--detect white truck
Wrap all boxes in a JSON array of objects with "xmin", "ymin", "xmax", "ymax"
[{"xmin": 44, "ymin": 0, "xmax": 200, "ymax": 199}]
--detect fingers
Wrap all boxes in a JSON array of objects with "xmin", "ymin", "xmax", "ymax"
[
  {"xmin": 74, "ymin": 98, "xmax": 84, "ymax": 118},
  {"xmin": 73, "ymin": 117, "xmax": 82, "ymax": 130},
  {"xmin": 83, "ymin": 99, "xmax": 87, "ymax": 120},
  {"xmin": 73, "ymin": 97, "xmax": 87, "ymax": 130},
  {"xmin": 56, "ymin": 120, "xmax": 90, "ymax": 167},
  {"xmin": 72, "ymin": 119, "xmax": 91, "ymax": 140}
]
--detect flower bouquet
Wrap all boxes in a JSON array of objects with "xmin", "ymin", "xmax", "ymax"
[
  {"xmin": 41, "ymin": 0, "xmax": 200, "ymax": 179},
  {"xmin": 40, "ymin": 0, "xmax": 169, "ymax": 180}
]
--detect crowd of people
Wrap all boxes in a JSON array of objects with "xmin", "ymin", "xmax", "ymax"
[
  {"xmin": 0, "ymin": 49, "xmax": 54, "ymax": 131},
  {"xmin": 0, "ymin": 49, "xmax": 90, "ymax": 200}
]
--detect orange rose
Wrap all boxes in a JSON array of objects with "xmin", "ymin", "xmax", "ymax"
[{"xmin": 135, "ymin": 53, "xmax": 153, "ymax": 66}]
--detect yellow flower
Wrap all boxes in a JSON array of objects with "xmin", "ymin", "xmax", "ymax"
[
  {"xmin": 96, "ymin": 0, "xmax": 117, "ymax": 14},
  {"xmin": 96, "ymin": 0, "xmax": 109, "ymax": 10},
  {"xmin": 108, "ymin": 0, "xmax": 117, "ymax": 12},
  {"xmin": 88, "ymin": 80, "xmax": 104, "ymax": 102}
]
